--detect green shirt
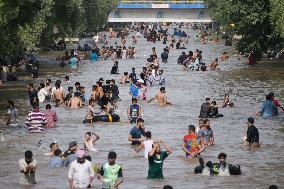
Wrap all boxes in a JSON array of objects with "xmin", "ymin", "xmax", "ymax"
[{"xmin": 147, "ymin": 151, "xmax": 168, "ymax": 179}]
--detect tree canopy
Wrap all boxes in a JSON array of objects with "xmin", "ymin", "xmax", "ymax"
[
  {"xmin": 206, "ymin": 0, "xmax": 284, "ymax": 59},
  {"xmin": 0, "ymin": 0, "xmax": 117, "ymax": 57}
]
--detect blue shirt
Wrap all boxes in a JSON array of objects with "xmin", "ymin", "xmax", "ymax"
[
  {"xmin": 90, "ymin": 52, "xmax": 98, "ymax": 62},
  {"xmin": 48, "ymin": 156, "xmax": 63, "ymax": 168},
  {"xmin": 130, "ymin": 126, "xmax": 142, "ymax": 145},
  {"xmin": 261, "ymin": 100, "xmax": 278, "ymax": 117},
  {"xmin": 130, "ymin": 84, "xmax": 139, "ymax": 98},
  {"xmin": 69, "ymin": 57, "xmax": 78, "ymax": 68}
]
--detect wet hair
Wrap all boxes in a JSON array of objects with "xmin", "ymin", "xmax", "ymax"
[
  {"xmin": 75, "ymin": 82, "xmax": 80, "ymax": 86},
  {"xmin": 55, "ymin": 79, "xmax": 61, "ymax": 84},
  {"xmin": 40, "ymin": 82, "xmax": 45, "ymax": 88},
  {"xmin": 269, "ymin": 185, "xmax": 278, "ymax": 189},
  {"xmin": 268, "ymin": 92, "xmax": 274, "ymax": 98},
  {"xmin": 32, "ymin": 103, "xmax": 39, "ymax": 109},
  {"xmin": 215, "ymin": 58, "xmax": 219, "ymax": 61},
  {"xmin": 163, "ymin": 185, "xmax": 173, "ymax": 189},
  {"xmin": 89, "ymin": 99, "xmax": 95, "ymax": 105},
  {"xmin": 124, "ymin": 72, "xmax": 128, "ymax": 76},
  {"xmin": 25, "ymin": 150, "xmax": 33, "ymax": 158},
  {"xmin": 85, "ymin": 132, "xmax": 91, "ymax": 137},
  {"xmin": 68, "ymin": 86, "xmax": 73, "ymax": 92},
  {"xmin": 55, "ymin": 82, "xmax": 60, "ymax": 89},
  {"xmin": 28, "ymin": 82, "xmax": 34, "ymax": 88},
  {"xmin": 108, "ymin": 151, "xmax": 117, "ymax": 159},
  {"xmin": 46, "ymin": 79, "xmax": 51, "ymax": 83},
  {"xmin": 248, "ymin": 117, "xmax": 254, "ymax": 124},
  {"xmin": 160, "ymin": 87, "xmax": 166, "ymax": 92},
  {"xmin": 8, "ymin": 100, "xmax": 14, "ymax": 107},
  {"xmin": 132, "ymin": 98, "xmax": 138, "ymax": 103},
  {"xmin": 218, "ymin": 152, "xmax": 227, "ymax": 159},
  {"xmin": 137, "ymin": 118, "xmax": 144, "ymax": 123},
  {"xmin": 74, "ymin": 92, "xmax": 81, "ymax": 97},
  {"xmin": 50, "ymin": 142, "xmax": 57, "ymax": 149},
  {"xmin": 205, "ymin": 161, "xmax": 213, "ymax": 167},
  {"xmin": 46, "ymin": 104, "xmax": 52, "ymax": 109},
  {"xmin": 145, "ymin": 131, "xmax": 151, "ymax": 138},
  {"xmin": 205, "ymin": 98, "xmax": 210, "ymax": 101},
  {"xmin": 85, "ymin": 155, "xmax": 92, "ymax": 162},
  {"xmin": 54, "ymin": 149, "xmax": 62, "ymax": 156},
  {"xmin": 224, "ymin": 93, "xmax": 229, "ymax": 97},
  {"xmin": 182, "ymin": 52, "xmax": 186, "ymax": 55},
  {"xmin": 188, "ymin": 125, "xmax": 195, "ymax": 132}
]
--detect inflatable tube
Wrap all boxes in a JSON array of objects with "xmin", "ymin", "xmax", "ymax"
[{"xmin": 83, "ymin": 114, "xmax": 120, "ymax": 123}]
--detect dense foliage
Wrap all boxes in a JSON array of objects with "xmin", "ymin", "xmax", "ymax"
[
  {"xmin": 206, "ymin": 0, "xmax": 284, "ymax": 59},
  {"xmin": 0, "ymin": 0, "xmax": 117, "ymax": 57}
]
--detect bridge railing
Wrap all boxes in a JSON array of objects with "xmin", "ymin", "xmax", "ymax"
[{"xmin": 120, "ymin": 0, "xmax": 204, "ymax": 4}]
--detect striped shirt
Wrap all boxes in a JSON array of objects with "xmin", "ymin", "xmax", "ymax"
[{"xmin": 25, "ymin": 109, "xmax": 47, "ymax": 133}]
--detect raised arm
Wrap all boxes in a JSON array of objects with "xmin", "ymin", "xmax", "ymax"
[
  {"xmin": 160, "ymin": 141, "xmax": 173, "ymax": 155},
  {"xmin": 148, "ymin": 143, "xmax": 158, "ymax": 157}
]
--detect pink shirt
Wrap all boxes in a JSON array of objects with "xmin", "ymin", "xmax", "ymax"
[{"xmin": 44, "ymin": 109, "xmax": 58, "ymax": 128}]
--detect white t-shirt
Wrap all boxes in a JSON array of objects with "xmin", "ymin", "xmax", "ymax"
[
  {"xmin": 19, "ymin": 158, "xmax": 37, "ymax": 184},
  {"xmin": 143, "ymin": 140, "xmax": 153, "ymax": 158},
  {"xmin": 38, "ymin": 88, "xmax": 48, "ymax": 103},
  {"xmin": 68, "ymin": 160, "xmax": 95, "ymax": 188}
]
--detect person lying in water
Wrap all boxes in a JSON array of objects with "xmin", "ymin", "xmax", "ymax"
[{"xmin": 147, "ymin": 87, "xmax": 171, "ymax": 106}]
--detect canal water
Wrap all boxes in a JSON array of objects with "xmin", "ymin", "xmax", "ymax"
[{"xmin": 0, "ymin": 27, "xmax": 283, "ymax": 189}]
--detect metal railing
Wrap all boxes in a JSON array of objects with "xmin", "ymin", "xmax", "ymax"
[{"xmin": 120, "ymin": 0, "xmax": 204, "ymax": 4}]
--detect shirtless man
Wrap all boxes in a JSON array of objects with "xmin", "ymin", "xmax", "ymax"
[
  {"xmin": 147, "ymin": 87, "xmax": 171, "ymax": 106},
  {"xmin": 53, "ymin": 83, "xmax": 64, "ymax": 106},
  {"xmin": 68, "ymin": 92, "xmax": 82, "ymax": 108},
  {"xmin": 209, "ymin": 58, "xmax": 219, "ymax": 70}
]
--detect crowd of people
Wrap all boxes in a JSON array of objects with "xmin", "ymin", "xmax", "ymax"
[{"xmin": 1, "ymin": 22, "xmax": 281, "ymax": 189}]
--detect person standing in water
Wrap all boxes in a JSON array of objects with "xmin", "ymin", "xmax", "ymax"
[
  {"xmin": 25, "ymin": 103, "xmax": 47, "ymax": 133},
  {"xmin": 128, "ymin": 118, "xmax": 145, "ymax": 145},
  {"xmin": 244, "ymin": 117, "xmax": 260, "ymax": 148},
  {"xmin": 148, "ymin": 141, "xmax": 172, "ymax": 179},
  {"xmin": 5, "ymin": 100, "xmax": 18, "ymax": 126},
  {"xmin": 147, "ymin": 87, "xmax": 171, "ymax": 106},
  {"xmin": 68, "ymin": 149, "xmax": 95, "ymax": 188},
  {"xmin": 19, "ymin": 150, "xmax": 37, "ymax": 185},
  {"xmin": 98, "ymin": 151, "xmax": 123, "ymax": 189},
  {"xmin": 135, "ymin": 131, "xmax": 154, "ymax": 158},
  {"xmin": 199, "ymin": 98, "xmax": 211, "ymax": 118},
  {"xmin": 84, "ymin": 132, "xmax": 100, "ymax": 152},
  {"xmin": 43, "ymin": 104, "xmax": 58, "ymax": 128},
  {"xmin": 182, "ymin": 125, "xmax": 205, "ymax": 158},
  {"xmin": 127, "ymin": 98, "xmax": 142, "ymax": 123}
]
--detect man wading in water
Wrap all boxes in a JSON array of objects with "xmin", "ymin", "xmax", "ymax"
[{"xmin": 147, "ymin": 87, "xmax": 171, "ymax": 106}]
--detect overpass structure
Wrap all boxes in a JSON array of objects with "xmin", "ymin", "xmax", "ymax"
[{"xmin": 108, "ymin": 0, "xmax": 212, "ymax": 23}]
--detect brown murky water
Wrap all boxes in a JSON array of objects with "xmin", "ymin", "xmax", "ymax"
[{"xmin": 0, "ymin": 27, "xmax": 283, "ymax": 189}]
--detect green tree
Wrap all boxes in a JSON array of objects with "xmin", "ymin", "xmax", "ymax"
[
  {"xmin": 0, "ymin": 0, "xmax": 117, "ymax": 58},
  {"xmin": 207, "ymin": 0, "xmax": 283, "ymax": 59},
  {"xmin": 270, "ymin": 0, "xmax": 284, "ymax": 38}
]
